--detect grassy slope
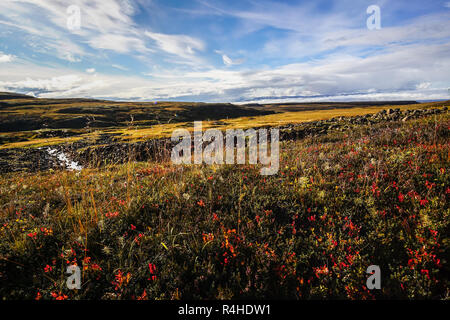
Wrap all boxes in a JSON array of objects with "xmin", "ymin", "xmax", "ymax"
[
  {"xmin": 0, "ymin": 95, "xmax": 274, "ymax": 132},
  {"xmin": 0, "ymin": 113, "xmax": 448, "ymax": 299},
  {"xmin": 1, "ymin": 99, "xmax": 448, "ymax": 149}
]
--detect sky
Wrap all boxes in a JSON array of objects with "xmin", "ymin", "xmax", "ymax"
[{"xmin": 0, "ymin": 0, "xmax": 449, "ymax": 103}]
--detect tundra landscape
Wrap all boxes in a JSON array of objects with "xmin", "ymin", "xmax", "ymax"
[
  {"xmin": 0, "ymin": 93, "xmax": 448, "ymax": 299},
  {"xmin": 0, "ymin": 0, "xmax": 449, "ymax": 305}
]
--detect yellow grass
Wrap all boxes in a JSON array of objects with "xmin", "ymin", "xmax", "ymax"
[
  {"xmin": 0, "ymin": 136, "xmax": 83, "ymax": 149},
  {"xmin": 115, "ymin": 102, "xmax": 448, "ymax": 142},
  {"xmin": 0, "ymin": 101, "xmax": 447, "ymax": 148}
]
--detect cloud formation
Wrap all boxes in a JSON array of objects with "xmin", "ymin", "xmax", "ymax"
[
  {"xmin": 145, "ymin": 31, "xmax": 205, "ymax": 62},
  {"xmin": 0, "ymin": 0, "xmax": 448, "ymax": 102},
  {"xmin": 0, "ymin": 53, "xmax": 15, "ymax": 63}
]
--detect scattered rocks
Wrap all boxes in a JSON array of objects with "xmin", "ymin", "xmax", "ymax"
[
  {"xmin": 0, "ymin": 106, "xmax": 447, "ymax": 173},
  {"xmin": 278, "ymin": 106, "xmax": 447, "ymax": 141}
]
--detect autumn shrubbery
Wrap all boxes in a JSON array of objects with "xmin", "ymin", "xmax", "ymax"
[{"xmin": 0, "ymin": 114, "xmax": 448, "ymax": 300}]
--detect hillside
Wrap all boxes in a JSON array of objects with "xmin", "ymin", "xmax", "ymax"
[
  {"xmin": 0, "ymin": 111, "xmax": 448, "ymax": 299},
  {"xmin": 0, "ymin": 93, "xmax": 448, "ymax": 173},
  {"xmin": 0, "ymin": 93, "xmax": 274, "ymax": 132}
]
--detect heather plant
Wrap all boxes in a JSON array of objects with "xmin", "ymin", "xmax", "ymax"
[{"xmin": 0, "ymin": 114, "xmax": 448, "ymax": 300}]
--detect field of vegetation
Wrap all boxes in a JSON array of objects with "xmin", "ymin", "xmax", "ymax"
[
  {"xmin": 0, "ymin": 92, "xmax": 430, "ymax": 149},
  {"xmin": 0, "ymin": 97, "xmax": 448, "ymax": 299}
]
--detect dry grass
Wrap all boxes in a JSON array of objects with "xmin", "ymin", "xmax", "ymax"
[
  {"xmin": 0, "ymin": 114, "xmax": 447, "ymax": 299},
  {"xmin": 1, "ymin": 100, "xmax": 448, "ymax": 148},
  {"xmin": 113, "ymin": 102, "xmax": 449, "ymax": 142}
]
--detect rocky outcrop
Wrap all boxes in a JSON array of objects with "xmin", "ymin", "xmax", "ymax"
[{"xmin": 278, "ymin": 107, "xmax": 447, "ymax": 140}]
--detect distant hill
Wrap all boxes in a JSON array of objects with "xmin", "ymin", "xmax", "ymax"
[
  {"xmin": 246, "ymin": 101, "xmax": 419, "ymax": 112},
  {"xmin": 0, "ymin": 91, "xmax": 446, "ymax": 133},
  {"xmin": 0, "ymin": 92, "xmax": 275, "ymax": 132},
  {"xmin": 0, "ymin": 92, "xmax": 36, "ymax": 100}
]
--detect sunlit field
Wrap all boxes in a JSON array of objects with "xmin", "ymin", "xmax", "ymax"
[
  {"xmin": 1, "ymin": 0, "xmax": 450, "ymax": 309},
  {"xmin": 1, "ymin": 108, "xmax": 448, "ymax": 299}
]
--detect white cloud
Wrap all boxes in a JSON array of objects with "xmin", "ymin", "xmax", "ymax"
[
  {"xmin": 1, "ymin": 39, "xmax": 449, "ymax": 102},
  {"xmin": 86, "ymin": 68, "xmax": 96, "ymax": 74},
  {"xmin": 39, "ymin": 79, "xmax": 108, "ymax": 98},
  {"xmin": 416, "ymin": 82, "xmax": 431, "ymax": 90},
  {"xmin": 0, "ymin": 74, "xmax": 84, "ymax": 92},
  {"xmin": 222, "ymin": 54, "xmax": 233, "ymax": 66},
  {"xmin": 214, "ymin": 50, "xmax": 244, "ymax": 66},
  {"xmin": 195, "ymin": 0, "xmax": 354, "ymax": 35},
  {"xmin": 1, "ymin": 0, "xmax": 137, "ymax": 36},
  {"xmin": 261, "ymin": 12, "xmax": 450, "ymax": 61},
  {"xmin": 0, "ymin": 0, "xmax": 449, "ymax": 103},
  {"xmin": 0, "ymin": 52, "xmax": 15, "ymax": 63},
  {"xmin": 0, "ymin": 0, "xmax": 204, "ymax": 62},
  {"xmin": 88, "ymin": 34, "xmax": 153, "ymax": 54},
  {"xmin": 50, "ymin": 39, "xmax": 85, "ymax": 62},
  {"xmin": 145, "ymin": 31, "xmax": 205, "ymax": 60},
  {"xmin": 0, "ymin": 0, "xmax": 150, "ymax": 60},
  {"xmin": 112, "ymin": 64, "xmax": 129, "ymax": 71}
]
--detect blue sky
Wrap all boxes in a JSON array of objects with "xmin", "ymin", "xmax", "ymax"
[{"xmin": 0, "ymin": 0, "xmax": 449, "ymax": 102}]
